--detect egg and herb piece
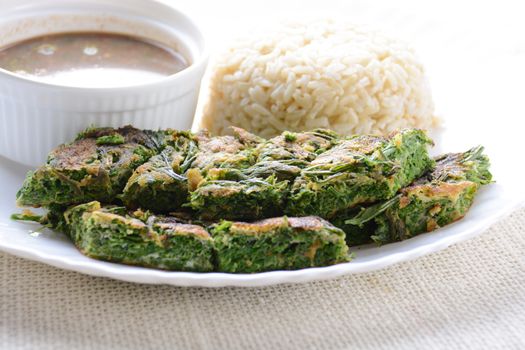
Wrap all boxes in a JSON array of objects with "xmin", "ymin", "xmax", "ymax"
[
  {"xmin": 189, "ymin": 131, "xmax": 266, "ymax": 216},
  {"xmin": 244, "ymin": 129, "xmax": 339, "ymax": 181},
  {"xmin": 124, "ymin": 126, "xmax": 261, "ymax": 214},
  {"xmin": 63, "ymin": 201, "xmax": 215, "ymax": 272},
  {"xmin": 121, "ymin": 131, "xmax": 196, "ymax": 212},
  {"xmin": 189, "ymin": 174, "xmax": 289, "ymax": 221},
  {"xmin": 41, "ymin": 201, "xmax": 351, "ymax": 273},
  {"xmin": 286, "ymin": 129, "xmax": 434, "ymax": 219},
  {"xmin": 212, "ymin": 216, "xmax": 350, "ymax": 273},
  {"xmin": 16, "ymin": 126, "xmax": 167, "ymax": 208},
  {"xmin": 190, "ymin": 127, "xmax": 263, "ymax": 173},
  {"xmin": 189, "ymin": 129, "xmax": 339, "ymax": 221},
  {"xmin": 341, "ymin": 146, "xmax": 492, "ymax": 245}
]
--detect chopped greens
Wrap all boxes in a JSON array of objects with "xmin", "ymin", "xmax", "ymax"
[
  {"xmin": 13, "ymin": 125, "xmax": 492, "ymax": 273},
  {"xmin": 340, "ymin": 146, "xmax": 492, "ymax": 245}
]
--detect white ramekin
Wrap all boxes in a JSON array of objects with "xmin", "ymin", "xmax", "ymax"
[{"xmin": 0, "ymin": 0, "xmax": 208, "ymax": 166}]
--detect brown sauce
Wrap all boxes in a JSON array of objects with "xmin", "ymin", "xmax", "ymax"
[{"xmin": 0, "ymin": 32, "xmax": 189, "ymax": 87}]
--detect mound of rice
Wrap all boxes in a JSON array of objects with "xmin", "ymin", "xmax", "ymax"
[{"xmin": 200, "ymin": 19, "xmax": 437, "ymax": 138}]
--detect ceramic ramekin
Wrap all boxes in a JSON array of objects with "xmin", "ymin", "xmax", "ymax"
[{"xmin": 0, "ymin": 0, "xmax": 208, "ymax": 166}]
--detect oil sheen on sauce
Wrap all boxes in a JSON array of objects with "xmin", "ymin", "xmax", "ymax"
[{"xmin": 0, "ymin": 32, "xmax": 189, "ymax": 88}]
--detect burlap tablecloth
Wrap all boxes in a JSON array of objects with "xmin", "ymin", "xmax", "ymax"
[{"xmin": 1, "ymin": 207, "xmax": 523, "ymax": 349}]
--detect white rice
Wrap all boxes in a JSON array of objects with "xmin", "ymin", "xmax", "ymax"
[{"xmin": 200, "ymin": 19, "xmax": 437, "ymax": 138}]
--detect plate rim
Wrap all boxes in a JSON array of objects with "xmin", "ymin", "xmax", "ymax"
[{"xmin": 0, "ymin": 190, "xmax": 523, "ymax": 287}]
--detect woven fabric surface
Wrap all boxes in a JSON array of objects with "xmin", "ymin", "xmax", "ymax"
[{"xmin": 0, "ymin": 207, "xmax": 523, "ymax": 350}]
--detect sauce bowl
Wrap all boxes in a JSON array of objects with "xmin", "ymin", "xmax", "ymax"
[{"xmin": 0, "ymin": 0, "xmax": 208, "ymax": 166}]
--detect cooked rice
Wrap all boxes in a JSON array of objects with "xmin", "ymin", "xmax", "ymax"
[{"xmin": 200, "ymin": 19, "xmax": 437, "ymax": 138}]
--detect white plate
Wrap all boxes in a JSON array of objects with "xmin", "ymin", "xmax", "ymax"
[{"xmin": 0, "ymin": 123, "xmax": 523, "ymax": 287}]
